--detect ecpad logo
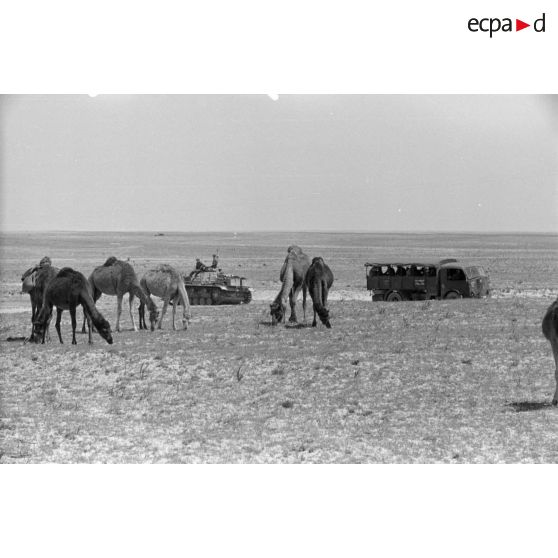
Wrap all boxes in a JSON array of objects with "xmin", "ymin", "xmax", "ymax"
[{"xmin": 468, "ymin": 13, "xmax": 546, "ymax": 37}]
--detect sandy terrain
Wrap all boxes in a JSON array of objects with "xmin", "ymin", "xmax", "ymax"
[{"xmin": 1, "ymin": 231, "xmax": 557, "ymax": 463}]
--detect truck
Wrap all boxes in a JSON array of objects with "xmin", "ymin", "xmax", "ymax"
[{"xmin": 365, "ymin": 259, "xmax": 490, "ymax": 301}]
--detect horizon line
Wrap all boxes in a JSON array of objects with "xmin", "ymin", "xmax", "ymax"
[{"xmin": 1, "ymin": 229, "xmax": 557, "ymax": 236}]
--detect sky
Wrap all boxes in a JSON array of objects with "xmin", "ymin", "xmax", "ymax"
[{"xmin": 1, "ymin": 94, "xmax": 557, "ymax": 233}]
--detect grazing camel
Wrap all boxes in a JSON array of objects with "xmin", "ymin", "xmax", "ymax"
[
  {"xmin": 21, "ymin": 257, "xmax": 55, "ymax": 337},
  {"xmin": 306, "ymin": 257, "xmax": 334, "ymax": 328},
  {"xmin": 22, "ymin": 264, "xmax": 59, "ymax": 341},
  {"xmin": 33, "ymin": 268, "xmax": 113, "ymax": 345},
  {"xmin": 270, "ymin": 245, "xmax": 310, "ymax": 325},
  {"xmin": 88, "ymin": 257, "xmax": 159, "ymax": 332},
  {"xmin": 542, "ymin": 297, "xmax": 558, "ymax": 406},
  {"xmin": 138, "ymin": 264, "xmax": 191, "ymax": 330}
]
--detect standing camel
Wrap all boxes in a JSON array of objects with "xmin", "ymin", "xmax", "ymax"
[
  {"xmin": 88, "ymin": 258, "xmax": 159, "ymax": 332},
  {"xmin": 270, "ymin": 245, "xmax": 310, "ymax": 325},
  {"xmin": 33, "ymin": 268, "xmax": 113, "ymax": 345},
  {"xmin": 542, "ymin": 297, "xmax": 558, "ymax": 406},
  {"xmin": 306, "ymin": 257, "xmax": 334, "ymax": 328},
  {"xmin": 138, "ymin": 264, "xmax": 191, "ymax": 330},
  {"xmin": 21, "ymin": 257, "xmax": 56, "ymax": 338}
]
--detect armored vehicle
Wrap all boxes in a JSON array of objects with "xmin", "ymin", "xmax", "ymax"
[
  {"xmin": 365, "ymin": 258, "xmax": 490, "ymax": 301},
  {"xmin": 183, "ymin": 270, "xmax": 253, "ymax": 305}
]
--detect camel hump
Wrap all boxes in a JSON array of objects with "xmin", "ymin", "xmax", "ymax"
[
  {"xmin": 57, "ymin": 267, "xmax": 87, "ymax": 283},
  {"xmin": 57, "ymin": 267, "xmax": 77, "ymax": 278},
  {"xmin": 155, "ymin": 263, "xmax": 176, "ymax": 274},
  {"xmin": 103, "ymin": 256, "xmax": 119, "ymax": 267}
]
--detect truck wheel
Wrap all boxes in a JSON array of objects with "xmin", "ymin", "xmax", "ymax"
[
  {"xmin": 444, "ymin": 291, "xmax": 460, "ymax": 300},
  {"xmin": 386, "ymin": 291, "xmax": 403, "ymax": 302}
]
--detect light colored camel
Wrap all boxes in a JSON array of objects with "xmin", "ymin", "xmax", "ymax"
[
  {"xmin": 542, "ymin": 297, "xmax": 558, "ymax": 406},
  {"xmin": 33, "ymin": 268, "xmax": 113, "ymax": 345},
  {"xmin": 306, "ymin": 256, "xmax": 334, "ymax": 328},
  {"xmin": 138, "ymin": 264, "xmax": 191, "ymax": 330},
  {"xmin": 88, "ymin": 257, "xmax": 159, "ymax": 332},
  {"xmin": 270, "ymin": 245, "xmax": 310, "ymax": 325}
]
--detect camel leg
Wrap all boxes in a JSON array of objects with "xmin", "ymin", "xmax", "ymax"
[
  {"xmin": 181, "ymin": 294, "xmax": 190, "ymax": 330},
  {"xmin": 45, "ymin": 319, "xmax": 52, "ymax": 343},
  {"xmin": 84, "ymin": 308, "xmax": 93, "ymax": 344},
  {"xmin": 312, "ymin": 304, "xmax": 317, "ymax": 327},
  {"xmin": 30, "ymin": 295, "xmax": 37, "ymax": 338},
  {"xmin": 138, "ymin": 302, "xmax": 145, "ymax": 330},
  {"xmin": 171, "ymin": 296, "xmax": 177, "ymax": 331},
  {"xmin": 158, "ymin": 299, "xmax": 169, "ymax": 329},
  {"xmin": 55, "ymin": 308, "xmax": 64, "ymax": 344},
  {"xmin": 81, "ymin": 309, "xmax": 89, "ymax": 334},
  {"xmin": 551, "ymin": 337, "xmax": 558, "ymax": 406},
  {"xmin": 128, "ymin": 293, "xmax": 138, "ymax": 332},
  {"xmin": 302, "ymin": 283, "xmax": 307, "ymax": 324},
  {"xmin": 42, "ymin": 318, "xmax": 52, "ymax": 344},
  {"xmin": 289, "ymin": 286, "xmax": 301, "ymax": 323},
  {"xmin": 115, "ymin": 294, "xmax": 123, "ymax": 332},
  {"xmin": 70, "ymin": 305, "xmax": 78, "ymax": 345},
  {"xmin": 323, "ymin": 284, "xmax": 331, "ymax": 329}
]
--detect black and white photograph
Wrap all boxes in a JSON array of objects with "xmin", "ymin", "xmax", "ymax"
[
  {"xmin": 1, "ymin": 94, "xmax": 557, "ymax": 464},
  {"xmin": 1, "ymin": 2, "xmax": 557, "ymax": 557}
]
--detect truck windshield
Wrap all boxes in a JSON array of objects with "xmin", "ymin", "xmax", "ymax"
[{"xmin": 465, "ymin": 266, "xmax": 484, "ymax": 278}]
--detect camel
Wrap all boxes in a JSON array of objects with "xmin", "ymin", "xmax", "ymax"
[
  {"xmin": 270, "ymin": 245, "xmax": 310, "ymax": 325},
  {"xmin": 22, "ymin": 264, "xmax": 59, "ymax": 341},
  {"xmin": 138, "ymin": 264, "xmax": 191, "ymax": 330},
  {"xmin": 21, "ymin": 257, "xmax": 55, "ymax": 337},
  {"xmin": 87, "ymin": 257, "xmax": 159, "ymax": 332},
  {"xmin": 306, "ymin": 257, "xmax": 334, "ymax": 328},
  {"xmin": 542, "ymin": 297, "xmax": 558, "ymax": 406},
  {"xmin": 32, "ymin": 268, "xmax": 113, "ymax": 345}
]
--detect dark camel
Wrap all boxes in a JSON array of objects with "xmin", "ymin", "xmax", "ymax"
[
  {"xmin": 270, "ymin": 245, "xmax": 310, "ymax": 325},
  {"xmin": 542, "ymin": 297, "xmax": 558, "ymax": 406},
  {"xmin": 88, "ymin": 258, "xmax": 159, "ymax": 332},
  {"xmin": 33, "ymin": 268, "xmax": 113, "ymax": 345},
  {"xmin": 21, "ymin": 258, "xmax": 57, "ymax": 339},
  {"xmin": 305, "ymin": 257, "xmax": 334, "ymax": 328},
  {"xmin": 23, "ymin": 264, "xmax": 59, "ymax": 342}
]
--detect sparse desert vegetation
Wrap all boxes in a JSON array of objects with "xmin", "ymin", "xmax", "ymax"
[{"xmin": 1, "ymin": 231, "xmax": 557, "ymax": 463}]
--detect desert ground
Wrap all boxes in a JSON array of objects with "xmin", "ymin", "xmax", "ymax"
[{"xmin": 1, "ymin": 231, "xmax": 557, "ymax": 463}]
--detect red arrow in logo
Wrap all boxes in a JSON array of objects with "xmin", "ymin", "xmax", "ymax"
[{"xmin": 516, "ymin": 19, "xmax": 530, "ymax": 31}]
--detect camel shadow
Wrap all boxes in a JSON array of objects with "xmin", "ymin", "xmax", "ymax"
[
  {"xmin": 6, "ymin": 336, "xmax": 27, "ymax": 342},
  {"xmin": 257, "ymin": 321, "xmax": 311, "ymax": 329},
  {"xmin": 285, "ymin": 323, "xmax": 311, "ymax": 329},
  {"xmin": 505, "ymin": 401, "xmax": 554, "ymax": 413}
]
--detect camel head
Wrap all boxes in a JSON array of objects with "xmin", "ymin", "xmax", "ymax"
[
  {"xmin": 96, "ymin": 317, "xmax": 114, "ymax": 344},
  {"xmin": 319, "ymin": 307, "xmax": 331, "ymax": 329},
  {"xmin": 270, "ymin": 301, "xmax": 285, "ymax": 325},
  {"xmin": 148, "ymin": 306, "xmax": 159, "ymax": 332},
  {"xmin": 31, "ymin": 316, "xmax": 48, "ymax": 343}
]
